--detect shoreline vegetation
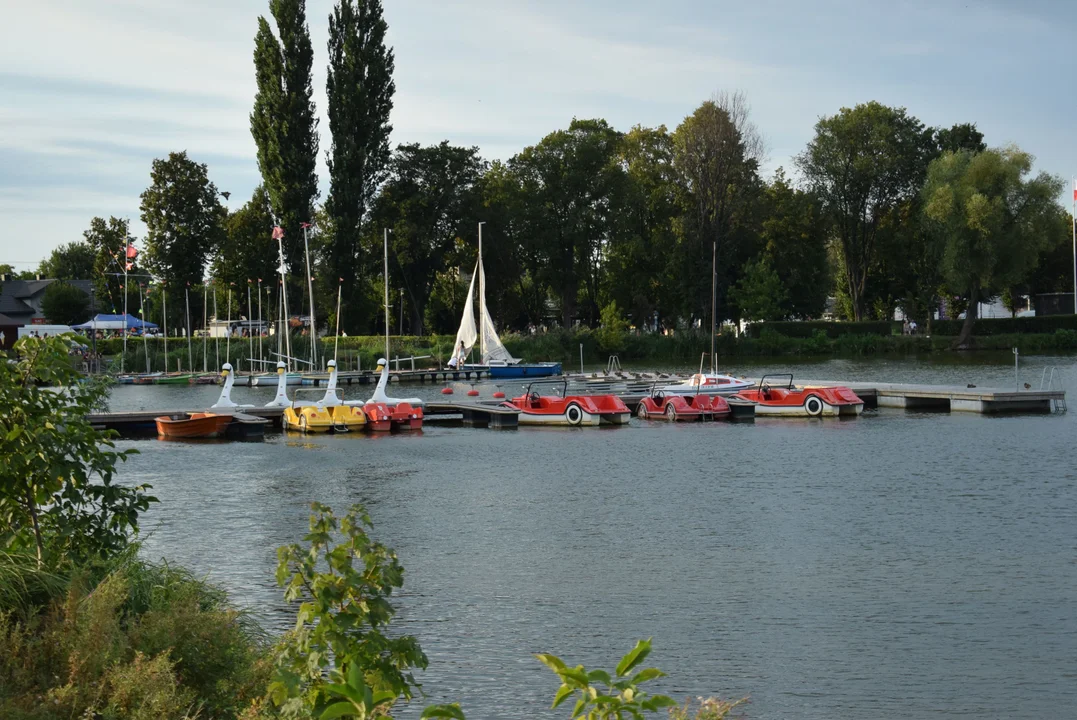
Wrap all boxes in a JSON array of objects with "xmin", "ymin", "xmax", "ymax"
[
  {"xmin": 97, "ymin": 317, "xmax": 1077, "ymax": 374},
  {"xmin": 1, "ymin": 336, "xmax": 745, "ymax": 719}
]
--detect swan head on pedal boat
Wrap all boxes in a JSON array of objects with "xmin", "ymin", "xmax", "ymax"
[
  {"xmin": 210, "ymin": 363, "xmax": 254, "ymax": 410},
  {"xmin": 367, "ymin": 358, "xmax": 424, "ymax": 408}
]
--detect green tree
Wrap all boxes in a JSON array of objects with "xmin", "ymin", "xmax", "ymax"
[
  {"xmin": 38, "ymin": 241, "xmax": 96, "ymax": 280},
  {"xmin": 140, "ymin": 151, "xmax": 226, "ymax": 328},
  {"xmin": 369, "ymin": 142, "xmax": 486, "ymax": 335},
  {"xmin": 671, "ymin": 93, "xmax": 764, "ymax": 327},
  {"xmin": 82, "ymin": 217, "xmax": 140, "ymax": 316},
  {"xmin": 509, "ymin": 118, "xmax": 625, "ymax": 327},
  {"xmin": 758, "ymin": 169, "xmax": 828, "ymax": 319},
  {"xmin": 251, "ymin": 0, "xmax": 320, "ymax": 274},
  {"xmin": 212, "ymin": 185, "xmax": 280, "ymax": 288},
  {"xmin": 40, "ymin": 281, "xmax": 91, "ymax": 325},
  {"xmin": 0, "ymin": 336, "xmax": 149, "ymax": 566},
  {"xmin": 797, "ymin": 101, "xmax": 932, "ymax": 320},
  {"xmin": 605, "ymin": 125, "xmax": 680, "ymax": 328},
  {"xmin": 270, "ymin": 503, "xmax": 427, "ymax": 717},
  {"xmin": 923, "ymin": 146, "xmax": 1067, "ymax": 347},
  {"xmin": 730, "ymin": 257, "xmax": 786, "ymax": 322},
  {"xmin": 325, "ymin": 0, "xmax": 395, "ymax": 321}
]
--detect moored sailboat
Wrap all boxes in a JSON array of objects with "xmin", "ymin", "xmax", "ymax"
[{"xmin": 454, "ymin": 223, "xmax": 561, "ymax": 379}]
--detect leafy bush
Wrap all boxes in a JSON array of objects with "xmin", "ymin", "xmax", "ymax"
[{"xmin": 743, "ymin": 320, "xmax": 899, "ymax": 339}]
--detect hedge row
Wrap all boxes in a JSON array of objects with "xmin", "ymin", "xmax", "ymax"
[
  {"xmin": 928, "ymin": 315, "xmax": 1077, "ymax": 335},
  {"xmin": 743, "ymin": 320, "xmax": 900, "ymax": 338}
]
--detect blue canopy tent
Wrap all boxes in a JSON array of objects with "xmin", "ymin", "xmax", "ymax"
[{"xmin": 72, "ymin": 314, "xmax": 158, "ymax": 331}]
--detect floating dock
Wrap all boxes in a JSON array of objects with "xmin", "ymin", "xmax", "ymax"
[
  {"xmin": 794, "ymin": 380, "xmax": 1065, "ymax": 414},
  {"xmin": 242, "ymin": 368, "xmax": 491, "ymax": 387},
  {"xmin": 88, "ymin": 401, "xmax": 518, "ymax": 436}
]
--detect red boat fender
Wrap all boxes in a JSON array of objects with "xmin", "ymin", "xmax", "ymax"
[
  {"xmin": 441, "ymin": 387, "xmax": 453, "ymax": 395},
  {"xmin": 492, "ymin": 391, "xmax": 505, "ymax": 399},
  {"xmin": 467, "ymin": 389, "xmax": 480, "ymax": 397}
]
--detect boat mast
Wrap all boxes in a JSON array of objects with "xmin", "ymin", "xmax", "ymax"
[
  {"xmin": 383, "ymin": 228, "xmax": 391, "ymax": 363},
  {"xmin": 275, "ymin": 227, "xmax": 293, "ymax": 372},
  {"xmin": 710, "ymin": 238, "xmax": 717, "ymax": 374},
  {"xmin": 478, "ymin": 221, "xmax": 486, "ymax": 361},
  {"xmin": 185, "ymin": 284, "xmax": 192, "ymax": 373},
  {"xmin": 302, "ymin": 222, "xmax": 317, "ymax": 371}
]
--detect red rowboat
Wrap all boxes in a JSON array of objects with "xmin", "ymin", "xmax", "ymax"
[
  {"xmin": 733, "ymin": 374, "xmax": 863, "ymax": 418},
  {"xmin": 636, "ymin": 389, "xmax": 731, "ymax": 421},
  {"xmin": 155, "ymin": 412, "xmax": 233, "ymax": 438},
  {"xmin": 506, "ymin": 380, "xmax": 631, "ymax": 427}
]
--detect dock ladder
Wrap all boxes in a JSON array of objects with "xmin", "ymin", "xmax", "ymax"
[
  {"xmin": 605, "ymin": 355, "xmax": 623, "ymax": 375},
  {"xmin": 1040, "ymin": 366, "xmax": 1067, "ymax": 413}
]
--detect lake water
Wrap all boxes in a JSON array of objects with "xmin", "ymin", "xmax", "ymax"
[{"xmin": 111, "ymin": 354, "xmax": 1077, "ymax": 720}]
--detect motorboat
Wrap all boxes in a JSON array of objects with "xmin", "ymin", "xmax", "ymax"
[
  {"xmin": 155, "ymin": 412, "xmax": 232, "ymax": 439},
  {"xmin": 636, "ymin": 387, "xmax": 731, "ymax": 421},
  {"xmin": 453, "ymin": 223, "xmax": 562, "ymax": 379},
  {"xmin": 251, "ymin": 371, "xmax": 302, "ymax": 386},
  {"xmin": 153, "ymin": 373, "xmax": 196, "ymax": 385},
  {"xmin": 734, "ymin": 374, "xmax": 864, "ymax": 417},
  {"xmin": 661, "ymin": 372, "xmax": 753, "ymax": 396},
  {"xmin": 506, "ymin": 380, "xmax": 631, "ymax": 427}
]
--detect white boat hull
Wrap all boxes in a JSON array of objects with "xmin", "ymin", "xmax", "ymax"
[
  {"xmin": 514, "ymin": 409, "xmax": 630, "ymax": 427},
  {"xmin": 753, "ymin": 401, "xmax": 863, "ymax": 418}
]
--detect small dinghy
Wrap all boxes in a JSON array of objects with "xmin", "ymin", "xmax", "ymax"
[
  {"xmin": 734, "ymin": 374, "xmax": 863, "ymax": 418},
  {"xmin": 506, "ymin": 380, "xmax": 630, "ymax": 427},
  {"xmin": 155, "ymin": 412, "xmax": 232, "ymax": 439},
  {"xmin": 224, "ymin": 413, "xmax": 270, "ymax": 440}
]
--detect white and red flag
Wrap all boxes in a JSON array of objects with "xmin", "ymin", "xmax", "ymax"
[{"xmin": 272, "ymin": 226, "xmax": 284, "ymax": 240}]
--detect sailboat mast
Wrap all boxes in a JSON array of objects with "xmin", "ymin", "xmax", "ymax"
[
  {"xmin": 302, "ymin": 222, "xmax": 317, "ymax": 371},
  {"xmin": 478, "ymin": 221, "xmax": 485, "ymax": 360},
  {"xmin": 710, "ymin": 239, "xmax": 717, "ymax": 374},
  {"xmin": 383, "ymin": 228, "xmax": 390, "ymax": 363}
]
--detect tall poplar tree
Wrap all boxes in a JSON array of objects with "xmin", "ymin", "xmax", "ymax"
[
  {"xmin": 251, "ymin": 0, "xmax": 319, "ymax": 275},
  {"xmin": 325, "ymin": 0, "xmax": 395, "ymax": 313}
]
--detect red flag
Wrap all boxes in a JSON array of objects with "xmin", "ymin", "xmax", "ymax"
[
  {"xmin": 125, "ymin": 262, "xmax": 133, "ymax": 271},
  {"xmin": 126, "ymin": 243, "xmax": 137, "ymax": 259},
  {"xmin": 272, "ymin": 226, "xmax": 284, "ymax": 240},
  {"xmin": 339, "ymin": 277, "xmax": 344, "ymax": 283},
  {"xmin": 300, "ymin": 222, "xmax": 312, "ymax": 229}
]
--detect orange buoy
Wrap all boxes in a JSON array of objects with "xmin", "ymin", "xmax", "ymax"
[
  {"xmin": 467, "ymin": 390, "xmax": 480, "ymax": 397},
  {"xmin": 441, "ymin": 387, "xmax": 453, "ymax": 395},
  {"xmin": 492, "ymin": 391, "xmax": 505, "ymax": 399}
]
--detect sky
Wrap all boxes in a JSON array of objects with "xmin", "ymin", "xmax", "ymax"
[{"xmin": 1, "ymin": 0, "xmax": 1073, "ymax": 270}]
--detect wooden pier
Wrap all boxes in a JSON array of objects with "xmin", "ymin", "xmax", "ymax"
[
  {"xmin": 243, "ymin": 368, "xmax": 490, "ymax": 387},
  {"xmin": 795, "ymin": 380, "xmax": 1065, "ymax": 414}
]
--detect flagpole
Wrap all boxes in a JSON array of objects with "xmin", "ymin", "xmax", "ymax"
[
  {"xmin": 1072, "ymin": 177, "xmax": 1075, "ymax": 314},
  {"xmin": 185, "ymin": 284, "xmax": 192, "ymax": 373},
  {"xmin": 383, "ymin": 228, "xmax": 391, "ymax": 363},
  {"xmin": 202, "ymin": 283, "xmax": 208, "ymax": 372},
  {"xmin": 139, "ymin": 285, "xmax": 150, "ymax": 373},
  {"xmin": 122, "ymin": 239, "xmax": 128, "ymax": 374}
]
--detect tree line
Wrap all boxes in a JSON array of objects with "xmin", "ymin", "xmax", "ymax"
[{"xmin": 20, "ymin": 0, "xmax": 1073, "ymax": 348}]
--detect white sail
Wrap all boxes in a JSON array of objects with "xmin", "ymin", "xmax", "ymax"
[
  {"xmin": 478, "ymin": 257, "xmax": 518, "ymax": 365},
  {"xmin": 453, "ymin": 261, "xmax": 479, "ymax": 360}
]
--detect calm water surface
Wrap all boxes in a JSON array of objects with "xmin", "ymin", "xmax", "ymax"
[{"xmin": 112, "ymin": 355, "xmax": 1077, "ymax": 719}]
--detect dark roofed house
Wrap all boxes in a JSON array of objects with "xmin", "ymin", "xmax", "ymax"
[
  {"xmin": 0, "ymin": 312, "xmax": 19, "ymax": 349},
  {"xmin": 0, "ymin": 277, "xmax": 95, "ymax": 326}
]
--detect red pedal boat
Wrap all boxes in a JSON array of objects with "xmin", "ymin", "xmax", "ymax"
[
  {"xmin": 636, "ymin": 387, "xmax": 730, "ymax": 421},
  {"xmin": 388, "ymin": 401, "xmax": 423, "ymax": 431},
  {"xmin": 362, "ymin": 402, "xmax": 393, "ymax": 432},
  {"xmin": 155, "ymin": 412, "xmax": 233, "ymax": 438},
  {"xmin": 734, "ymin": 374, "xmax": 863, "ymax": 418},
  {"xmin": 506, "ymin": 380, "xmax": 631, "ymax": 427}
]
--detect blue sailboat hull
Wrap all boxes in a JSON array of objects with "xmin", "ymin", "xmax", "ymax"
[{"xmin": 486, "ymin": 362, "xmax": 562, "ymax": 379}]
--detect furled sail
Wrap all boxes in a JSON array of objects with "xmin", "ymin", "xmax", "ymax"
[
  {"xmin": 453, "ymin": 261, "xmax": 479, "ymax": 361},
  {"xmin": 479, "ymin": 257, "xmax": 518, "ymax": 365}
]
